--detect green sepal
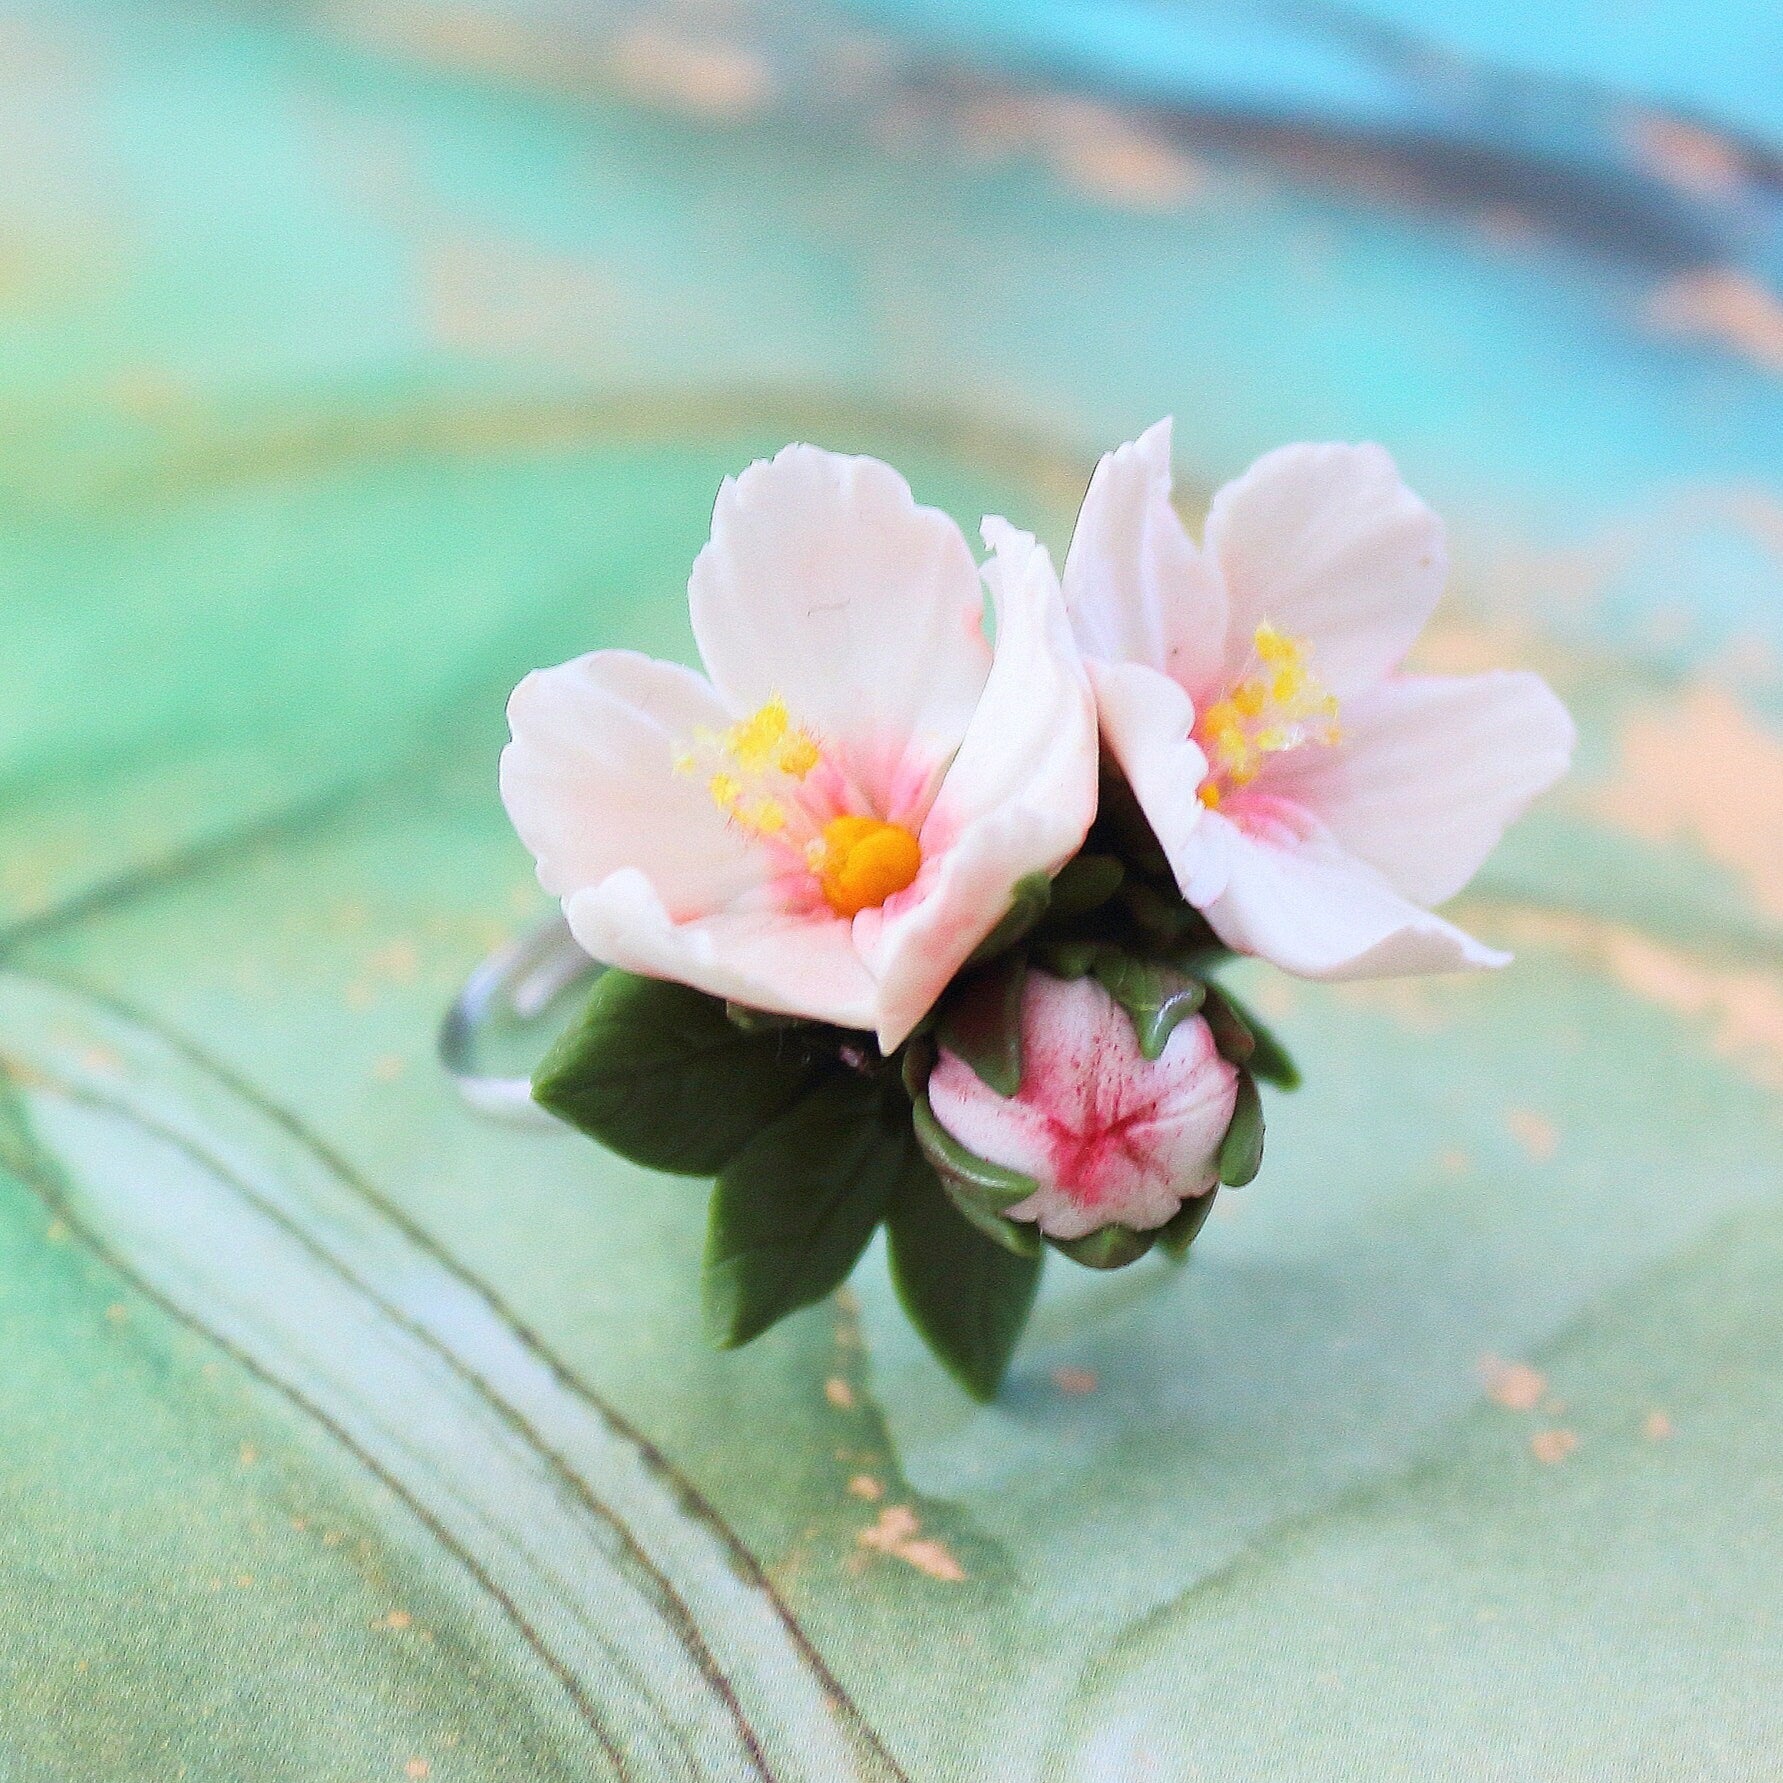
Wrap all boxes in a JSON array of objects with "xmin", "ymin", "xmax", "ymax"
[
  {"xmin": 908, "ymin": 1090, "xmax": 1043, "ymax": 1257},
  {"xmin": 936, "ymin": 953, "xmax": 1026, "ymax": 1097},
  {"xmin": 1158, "ymin": 1189, "xmax": 1219, "ymax": 1259},
  {"xmin": 1044, "ymin": 853, "xmax": 1125, "ymax": 920},
  {"xmin": 1051, "ymin": 1223, "xmax": 1157, "ymax": 1270},
  {"xmin": 1117, "ymin": 878, "xmax": 1206, "ymax": 946},
  {"xmin": 1210, "ymin": 987, "xmax": 1300, "ymax": 1089},
  {"xmin": 723, "ymin": 1002, "xmax": 806, "ymax": 1033},
  {"xmin": 1199, "ymin": 983, "xmax": 1257, "ymax": 1066},
  {"xmin": 966, "ymin": 870, "xmax": 1052, "ymax": 965},
  {"xmin": 701, "ymin": 1073, "xmax": 906, "ymax": 1349},
  {"xmin": 1032, "ymin": 937, "xmax": 1107, "ymax": 980},
  {"xmin": 1216, "ymin": 1071, "xmax": 1265, "ymax": 1186},
  {"xmin": 534, "ymin": 970, "xmax": 826, "ymax": 1175},
  {"xmin": 886, "ymin": 1152, "xmax": 1044, "ymax": 1400},
  {"xmin": 1091, "ymin": 954, "xmax": 1207, "ymax": 1061}
]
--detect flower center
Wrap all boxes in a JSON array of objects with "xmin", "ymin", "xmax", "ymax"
[
  {"xmin": 1194, "ymin": 622, "xmax": 1340, "ymax": 808},
  {"xmin": 812, "ymin": 815, "xmax": 923, "ymax": 917},
  {"xmin": 675, "ymin": 697, "xmax": 923, "ymax": 916}
]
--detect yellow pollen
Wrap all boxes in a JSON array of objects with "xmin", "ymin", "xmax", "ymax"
[
  {"xmin": 687, "ymin": 698, "xmax": 825, "ymax": 839},
  {"xmin": 816, "ymin": 816, "xmax": 922, "ymax": 918},
  {"xmin": 1196, "ymin": 622, "xmax": 1339, "ymax": 800}
]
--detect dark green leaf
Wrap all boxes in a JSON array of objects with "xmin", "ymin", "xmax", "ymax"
[
  {"xmin": 886, "ymin": 1154, "xmax": 1044, "ymax": 1400},
  {"xmin": 534, "ymin": 971, "xmax": 827, "ymax": 1174},
  {"xmin": 1199, "ymin": 983, "xmax": 1257, "ymax": 1066},
  {"xmin": 1091, "ymin": 954, "xmax": 1207, "ymax": 1061},
  {"xmin": 1217, "ymin": 1072, "xmax": 1265, "ymax": 1186},
  {"xmin": 1051, "ymin": 1224, "xmax": 1158, "ymax": 1270},
  {"xmin": 1157, "ymin": 1189, "xmax": 1219, "ymax": 1259},
  {"xmin": 966, "ymin": 870, "xmax": 1052, "ymax": 965},
  {"xmin": 1044, "ymin": 853, "xmax": 1125, "ymax": 919},
  {"xmin": 1211, "ymin": 988, "xmax": 1301, "ymax": 1089},
  {"xmin": 909, "ymin": 1091, "xmax": 1043, "ymax": 1257},
  {"xmin": 1118, "ymin": 878, "xmax": 1205, "ymax": 945},
  {"xmin": 701, "ymin": 1074, "xmax": 905, "ymax": 1349},
  {"xmin": 936, "ymin": 953, "xmax": 1027, "ymax": 1097}
]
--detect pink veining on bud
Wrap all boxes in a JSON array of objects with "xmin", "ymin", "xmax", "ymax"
[{"xmin": 928, "ymin": 972, "xmax": 1238, "ymax": 1240}]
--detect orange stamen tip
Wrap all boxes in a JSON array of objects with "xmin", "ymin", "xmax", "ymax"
[{"xmin": 818, "ymin": 816, "xmax": 922, "ymax": 917}]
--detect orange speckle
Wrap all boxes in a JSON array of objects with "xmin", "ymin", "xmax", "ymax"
[
  {"xmin": 1506, "ymin": 1108, "xmax": 1559, "ymax": 1162},
  {"xmin": 1437, "ymin": 1148, "xmax": 1471, "ymax": 1177},
  {"xmin": 405, "ymin": 1761, "xmax": 431, "ymax": 1780},
  {"xmin": 1643, "ymin": 1410, "xmax": 1675, "ymax": 1441},
  {"xmin": 1481, "ymin": 1356, "xmax": 1547, "ymax": 1412},
  {"xmin": 372, "ymin": 1053, "xmax": 406, "ymax": 1083},
  {"xmin": 1530, "ymin": 1429, "xmax": 1578, "ymax": 1465},
  {"xmin": 823, "ymin": 1377, "xmax": 855, "ymax": 1410},
  {"xmin": 104, "ymin": 1303, "xmax": 127, "ymax": 1325},
  {"xmin": 238, "ymin": 1444, "xmax": 258, "ymax": 1467},
  {"xmin": 1051, "ymin": 1365, "xmax": 1099, "ymax": 1396},
  {"xmin": 857, "ymin": 1506, "xmax": 966, "ymax": 1583},
  {"xmin": 846, "ymin": 1475, "xmax": 883, "ymax": 1502}
]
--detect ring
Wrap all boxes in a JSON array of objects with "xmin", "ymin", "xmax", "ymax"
[{"xmin": 438, "ymin": 915, "xmax": 598, "ymax": 1125}]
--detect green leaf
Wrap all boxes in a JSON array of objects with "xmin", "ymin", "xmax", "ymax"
[
  {"xmin": 1157, "ymin": 1188, "xmax": 1220, "ymax": 1259},
  {"xmin": 1217, "ymin": 1071, "xmax": 1265, "ymax": 1187},
  {"xmin": 1091, "ymin": 954, "xmax": 1208, "ymax": 1061},
  {"xmin": 702, "ymin": 1073, "xmax": 905, "ymax": 1349},
  {"xmin": 885, "ymin": 1153, "xmax": 1043, "ymax": 1400},
  {"xmin": 1199, "ymin": 982, "xmax": 1258, "ymax": 1067},
  {"xmin": 1044, "ymin": 853, "xmax": 1126, "ymax": 919},
  {"xmin": 936, "ymin": 953, "xmax": 1027, "ymax": 1097},
  {"xmin": 909, "ymin": 1090, "xmax": 1043, "ymax": 1257},
  {"xmin": 1051, "ymin": 1223, "xmax": 1158, "ymax": 1270},
  {"xmin": 1212, "ymin": 987, "xmax": 1301, "ymax": 1089},
  {"xmin": 533, "ymin": 970, "xmax": 828, "ymax": 1175},
  {"xmin": 966, "ymin": 870, "xmax": 1052, "ymax": 964}
]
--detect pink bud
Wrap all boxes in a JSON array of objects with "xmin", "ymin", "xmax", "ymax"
[{"xmin": 928, "ymin": 971, "xmax": 1238, "ymax": 1240}]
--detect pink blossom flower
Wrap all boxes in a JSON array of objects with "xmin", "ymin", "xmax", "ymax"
[
  {"xmin": 928, "ymin": 971, "xmax": 1238, "ymax": 1239},
  {"xmin": 500, "ymin": 446, "xmax": 1098, "ymax": 1050},
  {"xmin": 1063, "ymin": 419, "xmax": 1575, "ymax": 979}
]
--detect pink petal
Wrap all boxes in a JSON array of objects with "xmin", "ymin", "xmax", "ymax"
[
  {"xmin": 1263, "ymin": 670, "xmax": 1575, "ymax": 907},
  {"xmin": 500, "ymin": 651, "xmax": 762, "ymax": 911},
  {"xmin": 1205, "ymin": 442, "xmax": 1445, "ymax": 699},
  {"xmin": 688, "ymin": 444, "xmax": 990, "ymax": 764},
  {"xmin": 564, "ymin": 870, "xmax": 879, "ymax": 1031},
  {"xmin": 1198, "ymin": 796, "xmax": 1508, "ymax": 980},
  {"xmin": 1063, "ymin": 417, "xmax": 1229, "ymax": 702},
  {"xmin": 929, "ymin": 972, "xmax": 1237, "ymax": 1240}
]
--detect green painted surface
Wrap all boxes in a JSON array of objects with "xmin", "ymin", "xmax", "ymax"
[{"xmin": 3, "ymin": 0, "xmax": 1781, "ymax": 1776}]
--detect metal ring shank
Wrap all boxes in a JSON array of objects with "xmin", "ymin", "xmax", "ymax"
[{"xmin": 438, "ymin": 915, "xmax": 599, "ymax": 1125}]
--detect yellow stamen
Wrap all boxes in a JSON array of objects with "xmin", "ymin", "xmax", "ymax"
[
  {"xmin": 1196, "ymin": 621, "xmax": 1339, "ymax": 800},
  {"xmin": 816, "ymin": 816, "xmax": 922, "ymax": 918}
]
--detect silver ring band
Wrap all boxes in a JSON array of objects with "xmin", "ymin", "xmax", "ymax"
[{"xmin": 438, "ymin": 915, "xmax": 599, "ymax": 1125}]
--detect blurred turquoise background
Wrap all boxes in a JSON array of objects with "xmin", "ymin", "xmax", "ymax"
[{"xmin": 2, "ymin": 2, "xmax": 1781, "ymax": 1778}]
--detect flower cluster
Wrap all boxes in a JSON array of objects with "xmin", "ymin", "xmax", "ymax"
[{"xmin": 502, "ymin": 426, "xmax": 1573, "ymax": 1396}]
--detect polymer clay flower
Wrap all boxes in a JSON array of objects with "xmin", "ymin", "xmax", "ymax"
[
  {"xmin": 1063, "ymin": 419, "xmax": 1575, "ymax": 979},
  {"xmin": 928, "ymin": 970, "xmax": 1238, "ymax": 1240},
  {"xmin": 501, "ymin": 446, "xmax": 1098, "ymax": 1050}
]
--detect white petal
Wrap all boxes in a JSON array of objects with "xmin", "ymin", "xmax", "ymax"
[
  {"xmin": 1206, "ymin": 443, "xmax": 1446, "ymax": 698},
  {"xmin": 859, "ymin": 523, "xmax": 1098, "ymax": 1050},
  {"xmin": 1085, "ymin": 658, "xmax": 1218, "ymax": 900},
  {"xmin": 565, "ymin": 870, "xmax": 879, "ymax": 1030},
  {"xmin": 688, "ymin": 444, "xmax": 990, "ymax": 761},
  {"xmin": 1264, "ymin": 671, "xmax": 1576, "ymax": 906},
  {"xmin": 1063, "ymin": 417, "xmax": 1228, "ymax": 700},
  {"xmin": 924, "ymin": 519, "xmax": 1099, "ymax": 839},
  {"xmin": 500, "ymin": 651, "xmax": 761, "ymax": 909},
  {"xmin": 1197, "ymin": 798, "xmax": 1508, "ymax": 980},
  {"xmin": 865, "ymin": 807, "xmax": 1059, "ymax": 1052}
]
